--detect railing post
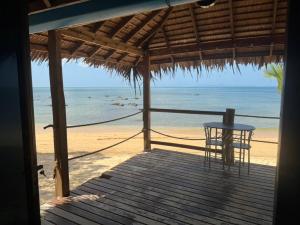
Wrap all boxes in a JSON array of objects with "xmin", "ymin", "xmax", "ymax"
[
  {"xmin": 48, "ymin": 30, "xmax": 70, "ymax": 197},
  {"xmin": 139, "ymin": 53, "xmax": 151, "ymax": 151},
  {"xmin": 223, "ymin": 108, "xmax": 235, "ymax": 165}
]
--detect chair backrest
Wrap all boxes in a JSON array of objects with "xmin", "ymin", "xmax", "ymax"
[
  {"xmin": 204, "ymin": 126, "xmax": 211, "ymax": 145},
  {"xmin": 247, "ymin": 130, "xmax": 254, "ymax": 146},
  {"xmin": 204, "ymin": 126, "xmax": 222, "ymax": 144},
  {"xmin": 234, "ymin": 130, "xmax": 253, "ymax": 147}
]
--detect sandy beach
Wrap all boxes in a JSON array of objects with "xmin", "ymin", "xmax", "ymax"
[{"xmin": 36, "ymin": 124, "xmax": 279, "ymax": 204}]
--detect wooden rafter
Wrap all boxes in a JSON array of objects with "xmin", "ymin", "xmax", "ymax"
[
  {"xmin": 61, "ymin": 29, "xmax": 143, "ymax": 56},
  {"xmin": 151, "ymin": 50, "xmax": 285, "ymax": 65},
  {"xmin": 139, "ymin": 7, "xmax": 173, "ymax": 48},
  {"xmin": 189, "ymin": 4, "xmax": 202, "ymax": 60},
  {"xmin": 70, "ymin": 41, "xmax": 84, "ymax": 56},
  {"xmin": 271, "ymin": 0, "xmax": 279, "ymax": 34},
  {"xmin": 149, "ymin": 35, "xmax": 285, "ymax": 57},
  {"xmin": 161, "ymin": 26, "xmax": 174, "ymax": 64},
  {"xmin": 189, "ymin": 4, "xmax": 199, "ymax": 42},
  {"xmin": 30, "ymin": 43, "xmax": 134, "ymax": 67},
  {"xmin": 89, "ymin": 15, "xmax": 134, "ymax": 60},
  {"xmin": 228, "ymin": 0, "xmax": 235, "ymax": 59},
  {"xmin": 70, "ymin": 22, "xmax": 105, "ymax": 57},
  {"xmin": 117, "ymin": 8, "xmax": 172, "ymax": 64},
  {"xmin": 123, "ymin": 11, "xmax": 160, "ymax": 43},
  {"xmin": 270, "ymin": 0, "xmax": 278, "ymax": 56},
  {"xmin": 92, "ymin": 21, "xmax": 105, "ymax": 33},
  {"xmin": 103, "ymin": 10, "xmax": 160, "ymax": 61},
  {"xmin": 42, "ymin": 0, "xmax": 51, "ymax": 8},
  {"xmin": 228, "ymin": 0, "xmax": 234, "ymax": 39},
  {"xmin": 88, "ymin": 46, "xmax": 102, "ymax": 60}
]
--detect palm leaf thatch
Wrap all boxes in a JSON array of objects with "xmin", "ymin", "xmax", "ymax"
[{"xmin": 29, "ymin": 0, "xmax": 288, "ymax": 80}]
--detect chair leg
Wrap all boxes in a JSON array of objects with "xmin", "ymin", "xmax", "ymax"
[
  {"xmin": 239, "ymin": 148, "xmax": 242, "ymax": 176},
  {"xmin": 228, "ymin": 150, "xmax": 231, "ymax": 171},
  {"xmin": 209, "ymin": 148, "xmax": 211, "ymax": 168},
  {"xmin": 204, "ymin": 145, "xmax": 208, "ymax": 166},
  {"xmin": 215, "ymin": 145, "xmax": 217, "ymax": 159},
  {"xmin": 222, "ymin": 146, "xmax": 225, "ymax": 170},
  {"xmin": 248, "ymin": 149, "xmax": 250, "ymax": 175},
  {"xmin": 205, "ymin": 145, "xmax": 210, "ymax": 160}
]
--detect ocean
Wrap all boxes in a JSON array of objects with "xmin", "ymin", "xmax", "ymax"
[{"xmin": 33, "ymin": 87, "xmax": 281, "ymax": 129}]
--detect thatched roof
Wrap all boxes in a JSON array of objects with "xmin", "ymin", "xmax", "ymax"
[{"xmin": 29, "ymin": 0, "xmax": 287, "ymax": 76}]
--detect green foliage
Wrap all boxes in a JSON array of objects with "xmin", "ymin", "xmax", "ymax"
[{"xmin": 264, "ymin": 64, "xmax": 283, "ymax": 92}]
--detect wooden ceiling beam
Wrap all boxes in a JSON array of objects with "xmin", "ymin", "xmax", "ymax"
[
  {"xmin": 139, "ymin": 7, "xmax": 173, "ymax": 48},
  {"xmin": 150, "ymin": 50, "xmax": 284, "ymax": 65},
  {"xmin": 228, "ymin": 0, "xmax": 234, "ymax": 39},
  {"xmin": 149, "ymin": 35, "xmax": 285, "ymax": 57},
  {"xmin": 189, "ymin": 3, "xmax": 202, "ymax": 60},
  {"xmin": 103, "ymin": 10, "xmax": 160, "ymax": 61},
  {"xmin": 161, "ymin": 27, "xmax": 169, "ymax": 47},
  {"xmin": 123, "ymin": 11, "xmax": 160, "ymax": 43},
  {"xmin": 30, "ymin": 43, "xmax": 48, "ymax": 52},
  {"xmin": 30, "ymin": 43, "xmax": 134, "ymax": 67},
  {"xmin": 61, "ymin": 29, "xmax": 144, "ymax": 56},
  {"xmin": 271, "ymin": 0, "xmax": 279, "ymax": 34},
  {"xmin": 89, "ymin": 15, "xmax": 134, "ymax": 60},
  {"xmin": 70, "ymin": 21, "xmax": 105, "ymax": 57},
  {"xmin": 161, "ymin": 26, "xmax": 174, "ymax": 64},
  {"xmin": 116, "ymin": 8, "xmax": 172, "ymax": 64},
  {"xmin": 92, "ymin": 21, "xmax": 105, "ymax": 33},
  {"xmin": 70, "ymin": 41, "xmax": 84, "ymax": 56},
  {"xmin": 228, "ymin": 0, "xmax": 235, "ymax": 60},
  {"xmin": 42, "ymin": 0, "xmax": 51, "ymax": 8},
  {"xmin": 111, "ymin": 15, "xmax": 135, "ymax": 37},
  {"xmin": 270, "ymin": 0, "xmax": 278, "ymax": 56},
  {"xmin": 189, "ymin": 4, "xmax": 199, "ymax": 42}
]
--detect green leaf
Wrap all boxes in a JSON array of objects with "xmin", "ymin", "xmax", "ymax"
[{"xmin": 263, "ymin": 63, "xmax": 283, "ymax": 92}]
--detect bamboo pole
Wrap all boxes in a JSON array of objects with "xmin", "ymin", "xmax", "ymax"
[{"xmin": 48, "ymin": 30, "xmax": 70, "ymax": 197}]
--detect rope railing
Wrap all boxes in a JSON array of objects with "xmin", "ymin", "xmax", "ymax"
[
  {"xmin": 235, "ymin": 114, "xmax": 280, "ymax": 120},
  {"xmin": 151, "ymin": 129, "xmax": 278, "ymax": 145},
  {"xmin": 43, "ymin": 110, "xmax": 142, "ymax": 129},
  {"xmin": 68, "ymin": 130, "xmax": 143, "ymax": 161},
  {"xmin": 252, "ymin": 139, "xmax": 278, "ymax": 144},
  {"xmin": 150, "ymin": 129, "xmax": 205, "ymax": 141}
]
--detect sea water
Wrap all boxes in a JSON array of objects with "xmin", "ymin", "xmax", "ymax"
[{"xmin": 33, "ymin": 87, "xmax": 281, "ymax": 129}]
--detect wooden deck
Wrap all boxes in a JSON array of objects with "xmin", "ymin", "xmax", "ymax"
[{"xmin": 41, "ymin": 149, "xmax": 276, "ymax": 225}]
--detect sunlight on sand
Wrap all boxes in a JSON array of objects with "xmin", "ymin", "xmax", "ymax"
[{"xmin": 36, "ymin": 125, "xmax": 278, "ymax": 204}]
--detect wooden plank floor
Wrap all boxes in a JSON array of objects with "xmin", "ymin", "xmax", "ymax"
[{"xmin": 41, "ymin": 148, "xmax": 276, "ymax": 225}]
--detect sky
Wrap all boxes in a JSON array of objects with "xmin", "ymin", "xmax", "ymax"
[{"xmin": 31, "ymin": 60, "xmax": 277, "ymax": 88}]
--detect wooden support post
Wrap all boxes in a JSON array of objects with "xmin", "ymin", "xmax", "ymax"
[
  {"xmin": 138, "ymin": 53, "xmax": 151, "ymax": 151},
  {"xmin": 223, "ymin": 108, "xmax": 235, "ymax": 165},
  {"xmin": 48, "ymin": 30, "xmax": 70, "ymax": 197}
]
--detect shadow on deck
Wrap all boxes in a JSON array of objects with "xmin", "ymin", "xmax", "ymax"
[{"xmin": 41, "ymin": 148, "xmax": 276, "ymax": 225}]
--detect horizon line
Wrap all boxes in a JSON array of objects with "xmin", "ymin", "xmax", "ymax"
[{"xmin": 33, "ymin": 85, "xmax": 278, "ymax": 88}]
